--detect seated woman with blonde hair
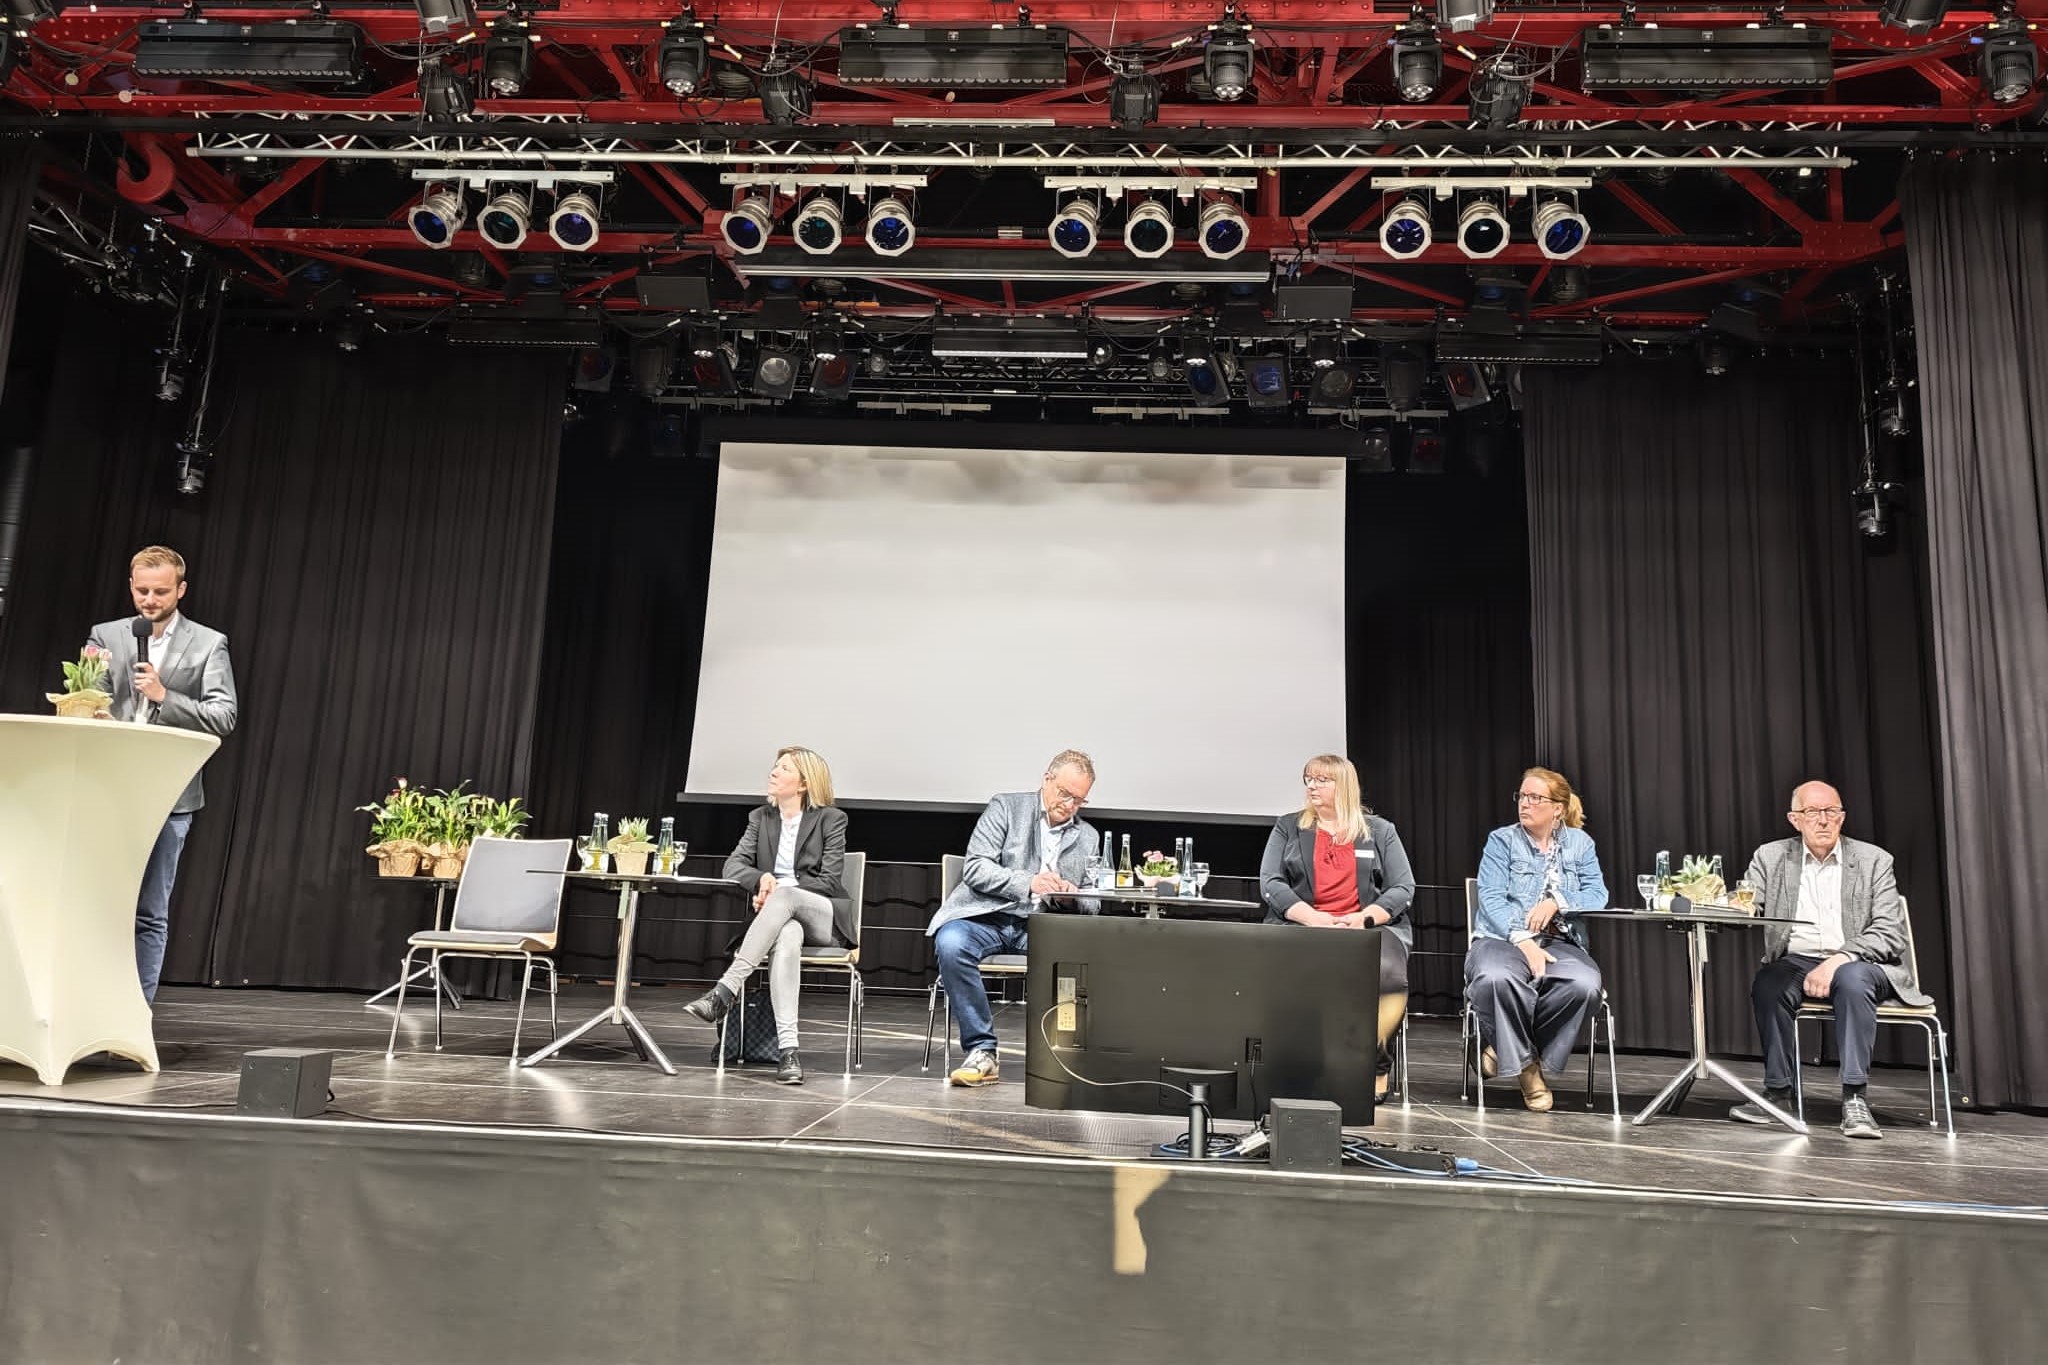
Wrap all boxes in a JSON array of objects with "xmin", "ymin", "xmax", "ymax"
[
  {"xmin": 1258, "ymin": 754, "xmax": 1417, "ymax": 1099},
  {"xmin": 1468, "ymin": 766, "xmax": 1609, "ymax": 1112}
]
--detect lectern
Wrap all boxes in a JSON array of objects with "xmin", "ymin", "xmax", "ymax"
[{"xmin": 0, "ymin": 714, "xmax": 219, "ymax": 1084}]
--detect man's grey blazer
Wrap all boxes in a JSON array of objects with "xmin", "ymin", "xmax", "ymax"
[
  {"xmin": 1744, "ymin": 834, "xmax": 1931, "ymax": 1007},
  {"xmin": 86, "ymin": 616, "xmax": 239, "ymax": 814},
  {"xmin": 925, "ymin": 790, "xmax": 1100, "ymax": 933}
]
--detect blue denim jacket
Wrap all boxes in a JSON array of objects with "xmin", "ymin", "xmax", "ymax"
[{"xmin": 1475, "ymin": 824, "xmax": 1609, "ymax": 948}]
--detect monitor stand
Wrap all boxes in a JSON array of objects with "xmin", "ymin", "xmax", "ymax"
[{"xmin": 1149, "ymin": 1077, "xmax": 1258, "ymax": 1161}]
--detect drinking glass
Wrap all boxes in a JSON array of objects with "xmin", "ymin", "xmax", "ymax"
[
  {"xmin": 1732, "ymin": 878, "xmax": 1758, "ymax": 911},
  {"xmin": 1191, "ymin": 862, "xmax": 1211, "ymax": 896},
  {"xmin": 1084, "ymin": 855, "xmax": 1105, "ymax": 890},
  {"xmin": 1636, "ymin": 873, "xmax": 1658, "ymax": 909}
]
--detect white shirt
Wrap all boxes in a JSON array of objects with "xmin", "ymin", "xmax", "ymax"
[
  {"xmin": 1788, "ymin": 843, "xmax": 1845, "ymax": 956},
  {"xmin": 1032, "ymin": 810, "xmax": 1073, "ymax": 908},
  {"xmin": 773, "ymin": 812, "xmax": 802, "ymax": 885}
]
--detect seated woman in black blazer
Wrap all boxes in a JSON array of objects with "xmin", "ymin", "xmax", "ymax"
[
  {"xmin": 1258, "ymin": 753, "xmax": 1418, "ymax": 1098},
  {"xmin": 684, "ymin": 746, "xmax": 853, "ymax": 1086}
]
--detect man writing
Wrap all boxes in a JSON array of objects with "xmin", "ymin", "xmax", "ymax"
[
  {"xmin": 927, "ymin": 750, "xmax": 1100, "ymax": 1087},
  {"xmin": 1729, "ymin": 781, "xmax": 1929, "ymax": 1139},
  {"xmin": 86, "ymin": 546, "xmax": 239, "ymax": 1004}
]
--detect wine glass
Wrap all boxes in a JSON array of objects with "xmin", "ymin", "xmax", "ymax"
[
  {"xmin": 1083, "ymin": 854, "xmax": 1105, "ymax": 890},
  {"xmin": 1191, "ymin": 862, "xmax": 1211, "ymax": 897},
  {"xmin": 1636, "ymin": 873, "xmax": 1657, "ymax": 909}
]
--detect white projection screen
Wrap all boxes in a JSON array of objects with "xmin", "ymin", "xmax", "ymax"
[{"xmin": 685, "ymin": 441, "xmax": 1346, "ymax": 818}]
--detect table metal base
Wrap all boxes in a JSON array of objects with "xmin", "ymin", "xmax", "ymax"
[
  {"xmin": 365, "ymin": 882, "xmax": 460, "ymax": 1011},
  {"xmin": 519, "ymin": 880, "xmax": 674, "ymax": 1075}
]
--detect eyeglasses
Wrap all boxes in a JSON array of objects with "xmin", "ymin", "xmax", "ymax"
[
  {"xmin": 1514, "ymin": 792, "xmax": 1559, "ymax": 805},
  {"xmin": 1303, "ymin": 775, "xmax": 1337, "ymax": 788},
  {"xmin": 1049, "ymin": 784, "xmax": 1090, "ymax": 809},
  {"xmin": 1792, "ymin": 806, "xmax": 1845, "ymax": 821}
]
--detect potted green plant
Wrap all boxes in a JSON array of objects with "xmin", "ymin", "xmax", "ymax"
[
  {"xmin": 421, "ymin": 783, "xmax": 481, "ymax": 880},
  {"xmin": 359, "ymin": 778, "xmax": 430, "ymax": 877},
  {"xmin": 608, "ymin": 817, "xmax": 656, "ymax": 876},
  {"xmin": 474, "ymin": 797, "xmax": 531, "ymax": 841},
  {"xmin": 1136, "ymin": 849, "xmax": 1179, "ymax": 889},
  {"xmin": 48, "ymin": 644, "xmax": 114, "ymax": 719},
  {"xmin": 1673, "ymin": 854, "xmax": 1726, "ymax": 905}
]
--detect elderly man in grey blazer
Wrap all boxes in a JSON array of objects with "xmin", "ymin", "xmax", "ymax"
[
  {"xmin": 86, "ymin": 546, "xmax": 239, "ymax": 1004},
  {"xmin": 1730, "ymin": 780, "xmax": 1929, "ymax": 1139},
  {"xmin": 927, "ymin": 750, "xmax": 1100, "ymax": 1087}
]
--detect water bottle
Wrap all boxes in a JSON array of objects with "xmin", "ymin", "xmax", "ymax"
[
  {"xmin": 1117, "ymin": 834, "xmax": 1134, "ymax": 889},
  {"xmin": 1655, "ymin": 848, "xmax": 1671, "ymax": 891}
]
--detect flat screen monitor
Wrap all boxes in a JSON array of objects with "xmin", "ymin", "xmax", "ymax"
[{"xmin": 1023, "ymin": 916, "xmax": 1379, "ymax": 1126}]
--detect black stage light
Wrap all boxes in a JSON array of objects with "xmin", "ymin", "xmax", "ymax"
[
  {"xmin": 1456, "ymin": 196, "xmax": 1509, "ymax": 259},
  {"xmin": 1439, "ymin": 0, "xmax": 1494, "ymax": 35},
  {"xmin": 1109, "ymin": 67, "xmax": 1161, "ymax": 129},
  {"xmin": 1469, "ymin": 59, "xmax": 1525, "ymax": 128},
  {"xmin": 1308, "ymin": 333, "xmax": 1343, "ymax": 369},
  {"xmin": 691, "ymin": 343, "xmax": 738, "ymax": 395},
  {"xmin": 1981, "ymin": 19, "xmax": 2038, "ymax": 104},
  {"xmin": 1699, "ymin": 335, "xmax": 1734, "ymax": 376},
  {"xmin": 835, "ymin": 23, "xmax": 1070, "ymax": 86},
  {"xmin": 478, "ymin": 186, "xmax": 531, "ymax": 249},
  {"xmin": 759, "ymin": 58, "xmax": 813, "ymax": 124},
  {"xmin": 482, "ymin": 18, "xmax": 530, "ymax": 96},
  {"xmin": 794, "ymin": 196, "xmax": 843, "ymax": 255},
  {"xmin": 1148, "ymin": 344, "xmax": 1173, "ymax": 381},
  {"xmin": 810, "ymin": 354, "xmax": 853, "ymax": 401},
  {"xmin": 1547, "ymin": 263, "xmax": 1589, "ymax": 304},
  {"xmin": 413, "ymin": 0, "xmax": 473, "ymax": 38},
  {"xmin": 1203, "ymin": 18, "xmax": 1255, "ymax": 101},
  {"xmin": 1580, "ymin": 27, "xmax": 1835, "ymax": 91},
  {"xmin": 1245, "ymin": 353, "xmax": 1290, "ymax": 409},
  {"xmin": 1380, "ymin": 342, "xmax": 1427, "ymax": 412},
  {"xmin": 659, "ymin": 21, "xmax": 708, "ymax": 97},
  {"xmin": 1855, "ymin": 480, "xmax": 1892, "ymax": 538},
  {"xmin": 811, "ymin": 322, "xmax": 845, "ymax": 362},
  {"xmin": 1441, "ymin": 359, "xmax": 1492, "ymax": 409},
  {"xmin": 1181, "ymin": 329, "xmax": 1216, "ymax": 370},
  {"xmin": 865, "ymin": 350, "xmax": 890, "ymax": 377},
  {"xmin": 752, "ymin": 347, "xmax": 798, "ymax": 398},
  {"xmin": 631, "ymin": 337, "xmax": 675, "ymax": 398},
  {"xmin": 1124, "ymin": 199, "xmax": 1174, "ymax": 259},
  {"xmin": 1355, "ymin": 425, "xmax": 1394, "ymax": 472},
  {"xmin": 407, "ymin": 186, "xmax": 467, "ymax": 249},
  {"xmin": 548, "ymin": 190, "xmax": 600, "ymax": 252},
  {"xmin": 1392, "ymin": 21, "xmax": 1441, "ymax": 102},
  {"xmin": 1879, "ymin": 0, "xmax": 1949, "ymax": 33},
  {"xmin": 131, "ymin": 21, "xmax": 365, "ymax": 83},
  {"xmin": 1184, "ymin": 359, "xmax": 1230, "ymax": 406},
  {"xmin": 420, "ymin": 61, "xmax": 474, "ymax": 119},
  {"xmin": 332, "ymin": 314, "xmax": 366, "ymax": 353},
  {"xmin": 1307, "ymin": 363, "xmax": 1358, "ymax": 413},
  {"xmin": 1407, "ymin": 423, "xmax": 1445, "ymax": 474}
]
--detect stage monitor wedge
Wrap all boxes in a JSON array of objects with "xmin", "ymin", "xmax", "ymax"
[
  {"xmin": 1581, "ymin": 27, "xmax": 1835, "ymax": 91},
  {"xmin": 836, "ymin": 25, "xmax": 1072, "ymax": 87},
  {"xmin": 132, "ymin": 21, "xmax": 365, "ymax": 83}
]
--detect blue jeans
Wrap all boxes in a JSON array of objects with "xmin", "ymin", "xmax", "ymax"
[
  {"xmin": 934, "ymin": 913, "xmax": 1029, "ymax": 1056},
  {"xmin": 136, "ymin": 812, "xmax": 193, "ymax": 1005},
  {"xmin": 1465, "ymin": 936, "xmax": 1602, "ymax": 1078}
]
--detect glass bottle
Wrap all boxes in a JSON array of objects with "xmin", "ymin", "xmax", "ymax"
[
  {"xmin": 1117, "ymin": 834, "xmax": 1134, "ymax": 889},
  {"xmin": 591, "ymin": 812, "xmax": 610, "ymax": 873},
  {"xmin": 1654, "ymin": 848, "xmax": 1672, "ymax": 892},
  {"xmin": 656, "ymin": 817, "xmax": 677, "ymax": 876},
  {"xmin": 1181, "ymin": 835, "xmax": 1195, "ymax": 895}
]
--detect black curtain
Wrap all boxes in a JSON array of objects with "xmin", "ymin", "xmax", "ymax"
[
  {"xmin": 1521, "ymin": 356, "xmax": 1947, "ymax": 1063},
  {"xmin": 0, "ymin": 137, "xmax": 38, "ymax": 405},
  {"xmin": 0, "ymin": 300, "xmax": 564, "ymax": 990},
  {"xmin": 1902, "ymin": 157, "xmax": 2048, "ymax": 1110}
]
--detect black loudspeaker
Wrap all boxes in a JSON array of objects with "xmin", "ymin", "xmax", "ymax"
[
  {"xmin": 1267, "ymin": 1097, "xmax": 1344, "ymax": 1172},
  {"xmin": 237, "ymin": 1048, "xmax": 334, "ymax": 1118}
]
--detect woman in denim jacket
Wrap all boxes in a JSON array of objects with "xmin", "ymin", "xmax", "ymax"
[{"xmin": 1469, "ymin": 766, "xmax": 1609, "ymax": 1112}]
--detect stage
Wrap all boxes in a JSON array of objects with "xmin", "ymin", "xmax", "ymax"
[{"xmin": 2, "ymin": 986, "xmax": 2045, "ymax": 1363}]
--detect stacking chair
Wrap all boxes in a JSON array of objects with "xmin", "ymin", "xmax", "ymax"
[
  {"xmin": 384, "ymin": 836, "xmax": 574, "ymax": 1062},
  {"xmin": 1460, "ymin": 876, "xmax": 1620, "ymax": 1117},
  {"xmin": 1791, "ymin": 897, "xmax": 1955, "ymax": 1136},
  {"xmin": 922, "ymin": 853, "xmax": 1029, "ymax": 1072},
  {"xmin": 720, "ymin": 852, "xmax": 869, "ymax": 1079}
]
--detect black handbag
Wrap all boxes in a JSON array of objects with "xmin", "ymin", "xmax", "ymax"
[{"xmin": 716, "ymin": 984, "xmax": 783, "ymax": 1064}]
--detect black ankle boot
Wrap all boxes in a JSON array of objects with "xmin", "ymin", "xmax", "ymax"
[
  {"xmin": 684, "ymin": 982, "xmax": 735, "ymax": 1024},
  {"xmin": 776, "ymin": 1048, "xmax": 804, "ymax": 1085}
]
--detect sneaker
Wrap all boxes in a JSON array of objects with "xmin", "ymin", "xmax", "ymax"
[
  {"xmin": 1841, "ymin": 1094, "xmax": 1883, "ymax": 1140},
  {"xmin": 949, "ymin": 1048, "xmax": 1000, "ymax": 1087},
  {"xmin": 1730, "ymin": 1089, "xmax": 1795, "ymax": 1125},
  {"xmin": 684, "ymin": 983, "xmax": 735, "ymax": 1024},
  {"xmin": 1518, "ymin": 1061, "xmax": 1553, "ymax": 1113},
  {"xmin": 775, "ymin": 1048, "xmax": 804, "ymax": 1085}
]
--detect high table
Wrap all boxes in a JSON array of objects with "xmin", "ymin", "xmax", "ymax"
[
  {"xmin": 363, "ymin": 875, "xmax": 462, "ymax": 1011},
  {"xmin": 518, "ymin": 869, "xmax": 734, "ymax": 1075},
  {"xmin": 1062, "ymin": 884, "xmax": 1262, "ymax": 920},
  {"xmin": 1575, "ymin": 906, "xmax": 1809, "ymax": 1135}
]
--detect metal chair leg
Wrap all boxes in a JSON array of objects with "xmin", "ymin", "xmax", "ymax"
[
  {"xmin": 385, "ymin": 946, "xmax": 419, "ymax": 1060},
  {"xmin": 1934, "ymin": 1021, "xmax": 1955, "ymax": 1137},
  {"xmin": 546, "ymin": 960, "xmax": 559, "ymax": 1039},
  {"xmin": 843, "ymin": 970, "xmax": 857, "ymax": 1080},
  {"xmin": 1793, "ymin": 1017, "xmax": 1806, "ymax": 1123},
  {"xmin": 922, "ymin": 981, "xmax": 941, "ymax": 1072},
  {"xmin": 1605, "ymin": 1003, "xmax": 1621, "ymax": 1122},
  {"xmin": 431, "ymin": 950, "xmax": 445, "ymax": 1051},
  {"xmin": 1917, "ymin": 1019, "xmax": 1938, "ymax": 1128},
  {"xmin": 1585, "ymin": 1006, "xmax": 1598, "ymax": 1110},
  {"xmin": 853, "ymin": 973, "xmax": 865, "ymax": 1069},
  {"xmin": 511, "ymin": 955, "xmax": 533, "ymax": 1060}
]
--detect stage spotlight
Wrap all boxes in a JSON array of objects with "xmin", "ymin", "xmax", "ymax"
[
  {"xmin": 1355, "ymin": 425, "xmax": 1394, "ymax": 472},
  {"xmin": 332, "ymin": 314, "xmax": 366, "ymax": 353},
  {"xmin": 413, "ymin": 0, "xmax": 473, "ymax": 37},
  {"xmin": 688, "ymin": 323, "xmax": 721, "ymax": 359},
  {"xmin": 1408, "ymin": 423, "xmax": 1445, "ymax": 474},
  {"xmin": 1308, "ymin": 363, "xmax": 1358, "ymax": 412},
  {"xmin": 1380, "ymin": 197, "xmax": 1432, "ymax": 259},
  {"xmin": 548, "ymin": 190, "xmax": 600, "ymax": 251},
  {"xmin": 1148, "ymin": 344, "xmax": 1173, "ymax": 381},
  {"xmin": 1532, "ymin": 193, "xmax": 1589, "ymax": 260},
  {"xmin": 865, "ymin": 350, "xmax": 890, "ymax": 377},
  {"xmin": 1699, "ymin": 336, "xmax": 1734, "ymax": 376},
  {"xmin": 659, "ymin": 20, "xmax": 708, "ymax": 97},
  {"xmin": 866, "ymin": 196, "xmax": 915, "ymax": 256},
  {"xmin": 752, "ymin": 346, "xmax": 798, "ymax": 399},
  {"xmin": 477, "ymin": 185, "xmax": 532, "ymax": 250},
  {"xmin": 420, "ymin": 60, "xmax": 474, "ymax": 119},
  {"xmin": 759, "ymin": 58, "xmax": 813, "ymax": 124},
  {"xmin": 1380, "ymin": 342, "xmax": 1427, "ymax": 412},
  {"xmin": 630, "ymin": 336, "xmax": 674, "ymax": 398},
  {"xmin": 1184, "ymin": 360, "xmax": 1230, "ymax": 406},
  {"xmin": 1469, "ymin": 59, "xmax": 1525, "ymax": 128},
  {"xmin": 722, "ymin": 193, "xmax": 775, "ymax": 254},
  {"xmin": 1879, "ymin": 0, "xmax": 1948, "ymax": 32},
  {"xmin": 1050, "ymin": 197, "xmax": 1100, "ymax": 258},
  {"xmin": 794, "ymin": 196, "xmax": 843, "ymax": 255},
  {"xmin": 691, "ymin": 342, "xmax": 738, "ymax": 395},
  {"xmin": 1854, "ymin": 477, "xmax": 1893, "ymax": 537},
  {"xmin": 1124, "ymin": 199, "xmax": 1175, "ymax": 259},
  {"xmin": 407, "ymin": 186, "xmax": 466, "ymax": 249},
  {"xmin": 1392, "ymin": 21, "xmax": 1442, "ymax": 101},
  {"xmin": 1981, "ymin": 19, "xmax": 2037, "ymax": 104},
  {"xmin": 1308, "ymin": 333, "xmax": 1343, "ymax": 368},
  {"xmin": 1456, "ymin": 196, "xmax": 1509, "ymax": 259},
  {"xmin": 1109, "ymin": 66, "xmax": 1161, "ymax": 129},
  {"xmin": 810, "ymin": 354, "xmax": 853, "ymax": 401},
  {"xmin": 811, "ymin": 322, "xmax": 845, "ymax": 362},
  {"xmin": 3, "ymin": 0, "xmax": 57, "ymax": 30},
  {"xmin": 1202, "ymin": 18, "xmax": 1255, "ymax": 101},
  {"xmin": 1547, "ymin": 263, "xmax": 1588, "ymax": 304},
  {"xmin": 1181, "ymin": 329, "xmax": 1216, "ymax": 369},
  {"xmin": 1439, "ymin": 0, "xmax": 1495, "ymax": 33},
  {"xmin": 1199, "ymin": 197, "xmax": 1248, "ymax": 259},
  {"xmin": 482, "ymin": 17, "xmax": 530, "ymax": 96},
  {"xmin": 1245, "ymin": 353, "xmax": 1290, "ymax": 410}
]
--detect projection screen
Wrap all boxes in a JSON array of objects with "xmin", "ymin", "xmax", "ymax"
[{"xmin": 684, "ymin": 441, "xmax": 1346, "ymax": 818}]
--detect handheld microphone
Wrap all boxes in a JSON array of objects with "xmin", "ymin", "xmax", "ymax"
[{"xmin": 131, "ymin": 616, "xmax": 154, "ymax": 724}]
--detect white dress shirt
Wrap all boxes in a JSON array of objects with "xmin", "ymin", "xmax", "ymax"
[
  {"xmin": 1032, "ymin": 811, "xmax": 1073, "ymax": 908},
  {"xmin": 1788, "ymin": 843, "xmax": 1846, "ymax": 956}
]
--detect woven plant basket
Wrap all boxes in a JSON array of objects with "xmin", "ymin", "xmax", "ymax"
[
  {"xmin": 49, "ymin": 690, "xmax": 111, "ymax": 719},
  {"xmin": 612, "ymin": 848, "xmax": 652, "ymax": 877},
  {"xmin": 367, "ymin": 842, "xmax": 425, "ymax": 878}
]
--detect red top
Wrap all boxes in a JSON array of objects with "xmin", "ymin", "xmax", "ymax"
[{"xmin": 1312, "ymin": 828, "xmax": 1360, "ymax": 915}]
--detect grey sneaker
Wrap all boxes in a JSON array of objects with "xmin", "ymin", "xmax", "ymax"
[
  {"xmin": 1730, "ymin": 1089, "xmax": 1795, "ymax": 1125},
  {"xmin": 949, "ymin": 1048, "xmax": 1000, "ymax": 1087},
  {"xmin": 1841, "ymin": 1094, "xmax": 1883, "ymax": 1140}
]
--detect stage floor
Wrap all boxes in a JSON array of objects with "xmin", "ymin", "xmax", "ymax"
[{"xmin": 3, "ymin": 983, "xmax": 2043, "ymax": 1210}]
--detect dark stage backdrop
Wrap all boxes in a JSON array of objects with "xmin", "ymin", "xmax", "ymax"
[
  {"xmin": 1903, "ymin": 156, "xmax": 2048, "ymax": 1110},
  {"xmin": 0, "ymin": 306, "xmax": 565, "ymax": 990},
  {"xmin": 1522, "ymin": 357, "xmax": 1948, "ymax": 1066},
  {"xmin": 524, "ymin": 414, "xmax": 1533, "ymax": 1003}
]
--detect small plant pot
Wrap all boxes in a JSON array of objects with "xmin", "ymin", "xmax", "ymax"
[
  {"xmin": 378, "ymin": 850, "xmax": 424, "ymax": 878},
  {"xmin": 612, "ymin": 849, "xmax": 651, "ymax": 877},
  {"xmin": 49, "ymin": 690, "xmax": 112, "ymax": 719}
]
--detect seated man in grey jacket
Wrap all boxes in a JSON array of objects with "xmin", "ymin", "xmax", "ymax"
[
  {"xmin": 927, "ymin": 750, "xmax": 1100, "ymax": 1087},
  {"xmin": 1730, "ymin": 780, "xmax": 1930, "ymax": 1140}
]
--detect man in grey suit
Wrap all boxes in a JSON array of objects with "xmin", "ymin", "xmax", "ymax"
[
  {"xmin": 1730, "ymin": 780, "xmax": 1929, "ymax": 1139},
  {"xmin": 86, "ymin": 546, "xmax": 239, "ymax": 1004},
  {"xmin": 927, "ymin": 750, "xmax": 1100, "ymax": 1087}
]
